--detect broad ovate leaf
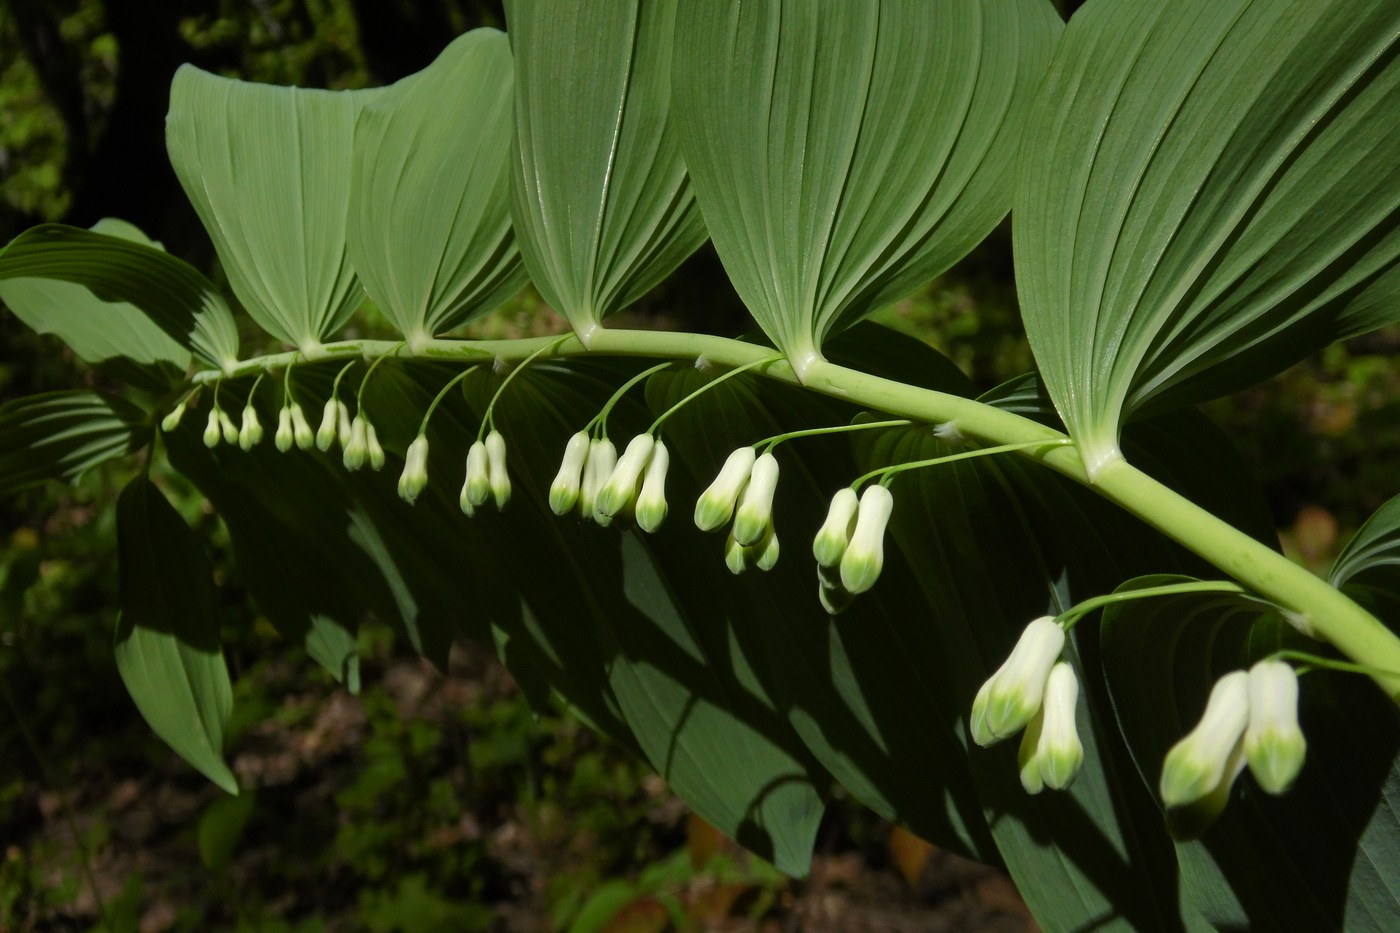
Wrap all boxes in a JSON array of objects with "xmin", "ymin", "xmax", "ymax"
[
  {"xmin": 0, "ymin": 391, "xmax": 148, "ymax": 495},
  {"xmin": 506, "ymin": 0, "xmax": 707, "ymax": 340},
  {"xmin": 167, "ymin": 66, "xmax": 381, "ymax": 349},
  {"xmin": 0, "ymin": 223, "xmax": 238, "ymax": 371},
  {"xmin": 1016, "ymin": 0, "xmax": 1400, "ymax": 476},
  {"xmin": 672, "ymin": 0, "xmax": 1061, "ymax": 377},
  {"xmin": 115, "ymin": 477, "xmax": 237, "ymax": 793},
  {"xmin": 1330, "ymin": 492, "xmax": 1400, "ymax": 623},
  {"xmin": 348, "ymin": 30, "xmax": 526, "ymax": 343}
]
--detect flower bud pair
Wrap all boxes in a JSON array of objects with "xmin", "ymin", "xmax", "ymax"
[
  {"xmin": 316, "ymin": 398, "xmax": 352, "ymax": 451},
  {"xmin": 970, "ymin": 616, "xmax": 1068, "ymax": 749},
  {"xmin": 593, "ymin": 435, "xmax": 671, "ymax": 532},
  {"xmin": 397, "ymin": 435, "xmax": 430, "ymax": 504},
  {"xmin": 238, "ymin": 405, "xmax": 264, "ymax": 451},
  {"xmin": 460, "ymin": 430, "xmax": 510, "ymax": 515},
  {"xmin": 724, "ymin": 525, "xmax": 779, "ymax": 575}
]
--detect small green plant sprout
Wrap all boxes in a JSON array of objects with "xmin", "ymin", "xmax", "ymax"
[
  {"xmin": 1018, "ymin": 660, "xmax": 1084, "ymax": 795},
  {"xmin": 971, "ymin": 616, "xmax": 1067, "ymax": 747},
  {"xmin": 1244, "ymin": 660, "xmax": 1307, "ymax": 796}
]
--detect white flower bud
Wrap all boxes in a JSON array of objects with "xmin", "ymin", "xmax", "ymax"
[
  {"xmin": 813, "ymin": 487, "xmax": 859, "ymax": 568},
  {"xmin": 732, "ymin": 451, "xmax": 779, "ymax": 546},
  {"xmin": 595, "ymin": 434, "xmax": 655, "ymax": 521},
  {"xmin": 238, "ymin": 406, "xmax": 263, "ymax": 451},
  {"xmin": 753, "ymin": 525, "xmax": 779, "ymax": 571},
  {"xmin": 724, "ymin": 532, "xmax": 749, "ymax": 575},
  {"xmin": 1017, "ymin": 661, "xmax": 1083, "ymax": 794},
  {"xmin": 203, "ymin": 408, "xmax": 221, "ymax": 448},
  {"xmin": 1244, "ymin": 660, "xmax": 1306, "ymax": 795},
  {"xmin": 275, "ymin": 408, "xmax": 295, "ymax": 452},
  {"xmin": 365, "ymin": 420, "xmax": 385, "ymax": 471},
  {"xmin": 634, "ymin": 439, "xmax": 670, "ymax": 533},
  {"xmin": 460, "ymin": 440, "xmax": 490, "ymax": 513},
  {"xmin": 485, "ymin": 429, "xmax": 510, "ymax": 508},
  {"xmin": 838, "ymin": 485, "xmax": 893, "ymax": 594},
  {"xmin": 342, "ymin": 415, "xmax": 369, "ymax": 470},
  {"xmin": 336, "ymin": 401, "xmax": 353, "ymax": 448},
  {"xmin": 549, "ymin": 431, "xmax": 591, "ymax": 516},
  {"xmin": 694, "ymin": 447, "xmax": 756, "ymax": 532},
  {"xmin": 316, "ymin": 398, "xmax": 340, "ymax": 451},
  {"xmin": 289, "ymin": 402, "xmax": 315, "ymax": 450},
  {"xmin": 160, "ymin": 400, "xmax": 187, "ymax": 433},
  {"xmin": 579, "ymin": 437, "xmax": 617, "ymax": 522},
  {"xmin": 218, "ymin": 409, "xmax": 239, "ymax": 444},
  {"xmin": 970, "ymin": 616, "xmax": 1067, "ymax": 747},
  {"xmin": 1160, "ymin": 670, "xmax": 1250, "ymax": 810},
  {"xmin": 397, "ymin": 435, "xmax": 430, "ymax": 504}
]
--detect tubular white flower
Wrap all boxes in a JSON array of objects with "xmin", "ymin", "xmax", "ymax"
[
  {"xmin": 753, "ymin": 525, "xmax": 779, "ymax": 572},
  {"xmin": 1018, "ymin": 661, "xmax": 1083, "ymax": 794},
  {"xmin": 337, "ymin": 401, "xmax": 353, "ymax": 448},
  {"xmin": 397, "ymin": 435, "xmax": 430, "ymax": 504},
  {"xmin": 342, "ymin": 415, "xmax": 369, "ymax": 470},
  {"xmin": 839, "ymin": 485, "xmax": 894, "ymax": 594},
  {"xmin": 634, "ymin": 439, "xmax": 670, "ymax": 533},
  {"xmin": 218, "ymin": 409, "xmax": 239, "ymax": 445},
  {"xmin": 289, "ymin": 402, "xmax": 315, "ymax": 450},
  {"xmin": 485, "ymin": 429, "xmax": 510, "ymax": 508},
  {"xmin": 813, "ymin": 487, "xmax": 859, "ymax": 568},
  {"xmin": 694, "ymin": 447, "xmax": 756, "ymax": 532},
  {"xmin": 160, "ymin": 400, "xmax": 187, "ymax": 433},
  {"xmin": 203, "ymin": 408, "xmax": 221, "ymax": 448},
  {"xmin": 1160, "ymin": 670, "xmax": 1250, "ymax": 810},
  {"xmin": 461, "ymin": 439, "xmax": 490, "ymax": 513},
  {"xmin": 365, "ymin": 421, "xmax": 385, "ymax": 471},
  {"xmin": 238, "ymin": 406, "xmax": 263, "ymax": 451},
  {"xmin": 275, "ymin": 408, "xmax": 294, "ymax": 452},
  {"xmin": 315, "ymin": 398, "xmax": 339, "ymax": 450},
  {"xmin": 595, "ymin": 434, "xmax": 655, "ymax": 521},
  {"xmin": 732, "ymin": 451, "xmax": 779, "ymax": 546},
  {"xmin": 970, "ymin": 616, "xmax": 1067, "ymax": 747},
  {"xmin": 548, "ymin": 432, "xmax": 591, "ymax": 515},
  {"xmin": 1244, "ymin": 660, "xmax": 1306, "ymax": 795},
  {"xmin": 579, "ymin": 437, "xmax": 617, "ymax": 522},
  {"xmin": 724, "ymin": 531, "xmax": 749, "ymax": 575}
]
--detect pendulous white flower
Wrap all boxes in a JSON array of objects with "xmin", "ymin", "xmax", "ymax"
[
  {"xmin": 316, "ymin": 398, "xmax": 340, "ymax": 451},
  {"xmin": 753, "ymin": 524, "xmax": 779, "ymax": 572},
  {"xmin": 724, "ymin": 531, "xmax": 749, "ymax": 575},
  {"xmin": 549, "ymin": 432, "xmax": 591, "ymax": 516},
  {"xmin": 813, "ymin": 487, "xmax": 860, "ymax": 568},
  {"xmin": 460, "ymin": 439, "xmax": 490, "ymax": 514},
  {"xmin": 732, "ymin": 451, "xmax": 779, "ymax": 546},
  {"xmin": 398, "ymin": 435, "xmax": 430, "ymax": 504},
  {"xmin": 839, "ymin": 485, "xmax": 894, "ymax": 594},
  {"xmin": 634, "ymin": 439, "xmax": 670, "ymax": 534},
  {"xmin": 203, "ymin": 408, "xmax": 222, "ymax": 448},
  {"xmin": 336, "ymin": 401, "xmax": 353, "ymax": 448},
  {"xmin": 1244, "ymin": 660, "xmax": 1306, "ymax": 795},
  {"xmin": 695, "ymin": 447, "xmax": 757, "ymax": 532},
  {"xmin": 365, "ymin": 420, "xmax": 385, "ymax": 471},
  {"xmin": 160, "ymin": 400, "xmax": 187, "ymax": 433},
  {"xmin": 238, "ymin": 406, "xmax": 263, "ymax": 451},
  {"xmin": 218, "ymin": 409, "xmax": 239, "ymax": 445},
  {"xmin": 342, "ymin": 415, "xmax": 369, "ymax": 470},
  {"xmin": 579, "ymin": 437, "xmax": 617, "ymax": 524},
  {"xmin": 1160, "ymin": 670, "xmax": 1250, "ymax": 811},
  {"xmin": 970, "ymin": 616, "xmax": 1067, "ymax": 747},
  {"xmin": 275, "ymin": 407, "xmax": 295, "ymax": 452},
  {"xmin": 485, "ymin": 429, "xmax": 510, "ymax": 508},
  {"xmin": 289, "ymin": 402, "xmax": 315, "ymax": 450},
  {"xmin": 1017, "ymin": 661, "xmax": 1083, "ymax": 794},
  {"xmin": 595, "ymin": 434, "xmax": 655, "ymax": 521}
]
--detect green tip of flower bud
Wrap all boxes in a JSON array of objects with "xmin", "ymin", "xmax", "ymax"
[
  {"xmin": 485, "ymin": 430, "xmax": 510, "ymax": 509},
  {"xmin": 365, "ymin": 421, "xmax": 385, "ymax": 471},
  {"xmin": 275, "ymin": 408, "xmax": 295, "ymax": 452},
  {"xmin": 290, "ymin": 403, "xmax": 315, "ymax": 450},
  {"xmin": 1160, "ymin": 670, "xmax": 1249, "ymax": 810},
  {"xmin": 316, "ymin": 399, "xmax": 339, "ymax": 451},
  {"xmin": 970, "ymin": 616, "xmax": 1066, "ymax": 746},
  {"xmin": 1244, "ymin": 660, "xmax": 1306, "ymax": 795},
  {"xmin": 342, "ymin": 416, "xmax": 369, "ymax": 471},
  {"xmin": 724, "ymin": 532, "xmax": 749, "ymax": 575},
  {"xmin": 161, "ymin": 401, "xmax": 187, "ymax": 433},
  {"xmin": 754, "ymin": 526, "xmax": 779, "ymax": 572},
  {"xmin": 838, "ymin": 484, "xmax": 893, "ymax": 594},
  {"xmin": 203, "ymin": 409, "xmax": 222, "ymax": 448},
  {"xmin": 634, "ymin": 439, "xmax": 670, "ymax": 534},
  {"xmin": 219, "ymin": 410, "xmax": 239, "ymax": 445},
  {"xmin": 549, "ymin": 432, "xmax": 591, "ymax": 516},
  {"xmin": 813, "ymin": 488, "xmax": 859, "ymax": 568},
  {"xmin": 732, "ymin": 452, "xmax": 779, "ymax": 546},
  {"xmin": 695, "ymin": 447, "xmax": 756, "ymax": 532},
  {"xmin": 595, "ymin": 434, "xmax": 654, "ymax": 521},
  {"xmin": 398, "ymin": 435, "xmax": 430, "ymax": 504}
]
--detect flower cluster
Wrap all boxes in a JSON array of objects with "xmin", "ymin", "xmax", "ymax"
[
  {"xmin": 1158, "ymin": 660, "xmax": 1305, "ymax": 834},
  {"xmin": 970, "ymin": 616, "xmax": 1084, "ymax": 794},
  {"xmin": 694, "ymin": 448, "xmax": 779, "ymax": 573},
  {"xmin": 812, "ymin": 484, "xmax": 894, "ymax": 613},
  {"xmin": 460, "ymin": 430, "xmax": 511, "ymax": 515}
]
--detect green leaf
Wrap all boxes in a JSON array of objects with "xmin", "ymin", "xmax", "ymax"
[
  {"xmin": 1100, "ymin": 581, "xmax": 1400, "ymax": 929},
  {"xmin": 114, "ymin": 477, "xmax": 237, "ymax": 794},
  {"xmin": 1015, "ymin": 0, "xmax": 1400, "ymax": 475},
  {"xmin": 1331, "ymin": 492, "xmax": 1400, "ymax": 623},
  {"xmin": 506, "ymin": 0, "xmax": 707, "ymax": 337},
  {"xmin": 0, "ymin": 218, "xmax": 191, "ymax": 380},
  {"xmin": 167, "ymin": 65, "xmax": 380, "ymax": 348},
  {"xmin": 0, "ymin": 391, "xmax": 148, "ymax": 495},
  {"xmin": 0, "ymin": 223, "xmax": 239, "ymax": 371},
  {"xmin": 348, "ymin": 30, "xmax": 527, "ymax": 342},
  {"xmin": 672, "ymin": 0, "xmax": 1061, "ymax": 374}
]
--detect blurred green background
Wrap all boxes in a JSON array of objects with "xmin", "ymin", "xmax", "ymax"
[{"xmin": 2, "ymin": 1, "xmax": 1397, "ymax": 930}]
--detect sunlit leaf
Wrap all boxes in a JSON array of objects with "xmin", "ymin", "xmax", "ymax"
[
  {"xmin": 348, "ymin": 30, "xmax": 527, "ymax": 342},
  {"xmin": 167, "ymin": 65, "xmax": 381, "ymax": 349},
  {"xmin": 0, "ymin": 391, "xmax": 148, "ymax": 496},
  {"xmin": 672, "ymin": 0, "xmax": 1061, "ymax": 376},
  {"xmin": 1016, "ymin": 0, "xmax": 1400, "ymax": 475},
  {"xmin": 506, "ymin": 0, "xmax": 707, "ymax": 339},
  {"xmin": 0, "ymin": 223, "xmax": 238, "ymax": 371},
  {"xmin": 114, "ymin": 477, "xmax": 237, "ymax": 794}
]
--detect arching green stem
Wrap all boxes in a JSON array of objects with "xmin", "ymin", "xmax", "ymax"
[
  {"xmin": 647, "ymin": 355, "xmax": 783, "ymax": 434},
  {"xmin": 590, "ymin": 361, "xmax": 673, "ymax": 438},
  {"xmin": 418, "ymin": 366, "xmax": 480, "ymax": 436},
  {"xmin": 481, "ymin": 335, "xmax": 571, "ymax": 438},
  {"xmin": 852, "ymin": 439, "xmax": 1073, "ymax": 490},
  {"xmin": 756, "ymin": 418, "xmax": 912, "ymax": 453},
  {"xmin": 1056, "ymin": 580, "xmax": 1254, "ymax": 631}
]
